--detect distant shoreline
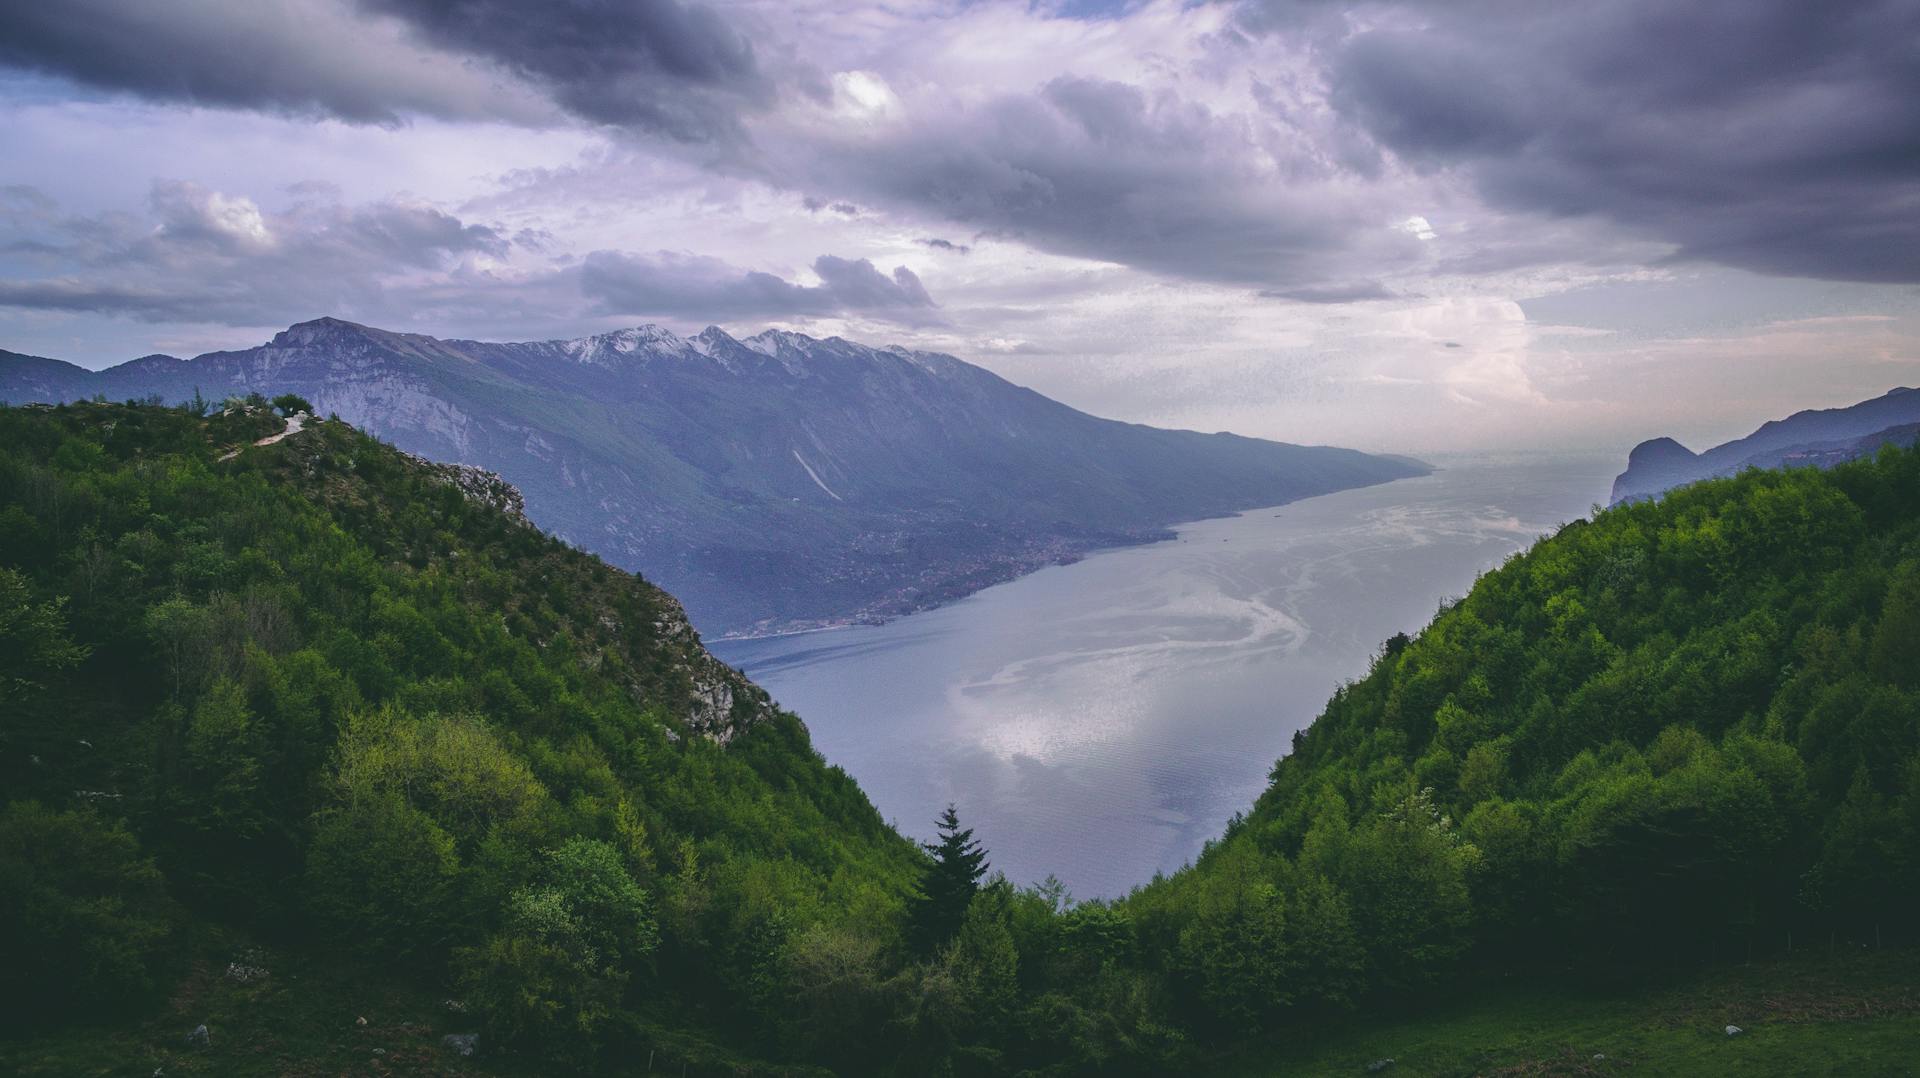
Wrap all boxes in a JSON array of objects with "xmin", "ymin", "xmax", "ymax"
[{"xmin": 708, "ymin": 469, "xmax": 1439, "ymax": 642}]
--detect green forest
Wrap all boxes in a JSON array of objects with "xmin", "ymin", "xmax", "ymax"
[{"xmin": 2, "ymin": 399, "xmax": 1917, "ymax": 1075}]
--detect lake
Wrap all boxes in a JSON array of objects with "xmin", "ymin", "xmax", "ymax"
[{"xmin": 710, "ymin": 452, "xmax": 1620, "ymax": 899}]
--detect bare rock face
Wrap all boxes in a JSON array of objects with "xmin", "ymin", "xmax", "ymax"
[
  {"xmin": 646, "ymin": 588, "xmax": 776, "ymax": 745},
  {"xmin": 406, "ymin": 453, "xmax": 529, "ymax": 524}
]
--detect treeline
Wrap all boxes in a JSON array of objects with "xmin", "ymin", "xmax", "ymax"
[{"xmin": 2, "ymin": 399, "xmax": 1917, "ymax": 1074}]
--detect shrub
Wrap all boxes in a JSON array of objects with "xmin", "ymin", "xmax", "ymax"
[
  {"xmin": 271, "ymin": 393, "xmax": 314, "ymax": 418},
  {"xmin": 0, "ymin": 802, "xmax": 174, "ymax": 1023}
]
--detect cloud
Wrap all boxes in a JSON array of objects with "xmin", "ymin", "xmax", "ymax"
[
  {"xmin": 0, "ymin": 182, "xmax": 944, "ymax": 334},
  {"xmin": 917, "ymin": 238, "xmax": 972, "ymax": 254},
  {"xmin": 1320, "ymin": 0, "xmax": 1920, "ymax": 282},
  {"xmin": 1260, "ymin": 281, "xmax": 1395, "ymax": 303},
  {"xmin": 356, "ymin": 0, "xmax": 777, "ymax": 141},
  {"xmin": 579, "ymin": 251, "xmax": 942, "ymax": 326},
  {"xmin": 0, "ymin": 0, "xmax": 554, "ymax": 125},
  {"xmin": 773, "ymin": 74, "xmax": 1427, "ymax": 293},
  {"xmin": 0, "ymin": 181, "xmax": 511, "ymax": 325},
  {"xmin": 0, "ymin": 0, "xmax": 782, "ymax": 141}
]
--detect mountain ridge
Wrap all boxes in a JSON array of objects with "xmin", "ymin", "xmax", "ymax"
[
  {"xmin": 1, "ymin": 317, "xmax": 1428, "ymax": 636},
  {"xmin": 1611, "ymin": 386, "xmax": 1920, "ymax": 503}
]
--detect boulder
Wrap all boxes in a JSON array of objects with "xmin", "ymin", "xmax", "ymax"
[{"xmin": 443, "ymin": 1032, "xmax": 480, "ymax": 1057}]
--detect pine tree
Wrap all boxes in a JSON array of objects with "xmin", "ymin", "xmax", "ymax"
[{"xmin": 908, "ymin": 804, "xmax": 989, "ymax": 955}]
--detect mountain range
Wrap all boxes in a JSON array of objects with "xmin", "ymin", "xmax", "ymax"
[
  {"xmin": 1611, "ymin": 386, "xmax": 1920, "ymax": 504},
  {"xmin": 0, "ymin": 318, "xmax": 1426, "ymax": 636}
]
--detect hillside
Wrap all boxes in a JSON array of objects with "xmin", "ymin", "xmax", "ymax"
[
  {"xmin": 0, "ymin": 320, "xmax": 1426, "ymax": 635},
  {"xmin": 1611, "ymin": 387, "xmax": 1920, "ymax": 503},
  {"xmin": 0, "ymin": 399, "xmax": 922, "ymax": 1069},
  {"xmin": 1124, "ymin": 437, "xmax": 1920, "ymax": 1048},
  {"xmin": 4, "ymin": 400, "xmax": 1916, "ymax": 1076}
]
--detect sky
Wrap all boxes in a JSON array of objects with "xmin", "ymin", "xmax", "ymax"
[{"xmin": 1, "ymin": 0, "xmax": 1917, "ymax": 454}]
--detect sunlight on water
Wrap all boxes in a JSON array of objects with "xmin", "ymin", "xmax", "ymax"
[{"xmin": 713, "ymin": 453, "xmax": 1619, "ymax": 899}]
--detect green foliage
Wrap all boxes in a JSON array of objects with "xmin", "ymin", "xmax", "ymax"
[
  {"xmin": 909, "ymin": 804, "xmax": 990, "ymax": 956},
  {"xmin": 0, "ymin": 802, "xmax": 175, "ymax": 1023},
  {"xmin": 0, "ymin": 401, "xmax": 918, "ymax": 1070},
  {"xmin": 305, "ymin": 791, "xmax": 461, "ymax": 960},
  {"xmin": 7, "ymin": 399, "xmax": 1919, "ymax": 1073},
  {"xmin": 1132, "ymin": 443, "xmax": 1920, "ymax": 1047},
  {"xmin": 0, "ymin": 567, "xmax": 88, "ymax": 704},
  {"xmin": 270, "ymin": 393, "xmax": 314, "ymax": 418},
  {"xmin": 456, "ymin": 838, "xmax": 657, "ymax": 1056}
]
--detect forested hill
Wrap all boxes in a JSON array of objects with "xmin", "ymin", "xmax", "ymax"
[
  {"xmin": 0, "ymin": 399, "xmax": 921, "ymax": 1066},
  {"xmin": 1127, "ymin": 437, "xmax": 1920, "ymax": 1036},
  {"xmin": 4, "ymin": 399, "xmax": 1917, "ymax": 1075}
]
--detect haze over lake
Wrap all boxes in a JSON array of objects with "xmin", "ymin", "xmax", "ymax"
[{"xmin": 713, "ymin": 453, "xmax": 1619, "ymax": 898}]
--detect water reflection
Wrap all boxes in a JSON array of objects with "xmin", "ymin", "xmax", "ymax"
[{"xmin": 712, "ymin": 453, "xmax": 1618, "ymax": 899}]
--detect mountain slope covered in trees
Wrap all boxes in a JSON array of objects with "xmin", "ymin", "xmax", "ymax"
[
  {"xmin": 0, "ymin": 319, "xmax": 1426, "ymax": 635},
  {"xmin": 0, "ymin": 399, "xmax": 926, "ymax": 1069},
  {"xmin": 1128, "ymin": 437, "xmax": 1920, "ymax": 1043},
  {"xmin": 3, "ymin": 400, "xmax": 1917, "ymax": 1075}
]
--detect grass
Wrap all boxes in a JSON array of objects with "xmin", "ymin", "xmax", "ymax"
[
  {"xmin": 6, "ymin": 936, "xmax": 1915, "ymax": 1076},
  {"xmin": 1218, "ymin": 947, "xmax": 1920, "ymax": 1077}
]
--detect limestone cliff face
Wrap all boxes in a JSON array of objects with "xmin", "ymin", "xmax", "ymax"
[
  {"xmin": 645, "ymin": 588, "xmax": 775, "ymax": 745},
  {"xmin": 407, "ymin": 453, "xmax": 529, "ymax": 525}
]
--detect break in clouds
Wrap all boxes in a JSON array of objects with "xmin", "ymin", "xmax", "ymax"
[{"xmin": 1, "ymin": 0, "xmax": 1917, "ymax": 447}]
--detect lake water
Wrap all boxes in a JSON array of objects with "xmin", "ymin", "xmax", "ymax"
[{"xmin": 711, "ymin": 452, "xmax": 1620, "ymax": 899}]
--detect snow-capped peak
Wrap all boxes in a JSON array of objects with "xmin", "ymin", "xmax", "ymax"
[{"xmin": 556, "ymin": 324, "xmax": 690, "ymax": 367}]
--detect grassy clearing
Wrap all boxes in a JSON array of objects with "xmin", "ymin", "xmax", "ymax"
[{"xmin": 1219, "ymin": 948, "xmax": 1920, "ymax": 1077}]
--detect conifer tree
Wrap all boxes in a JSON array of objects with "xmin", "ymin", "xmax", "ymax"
[{"xmin": 909, "ymin": 804, "xmax": 989, "ymax": 955}]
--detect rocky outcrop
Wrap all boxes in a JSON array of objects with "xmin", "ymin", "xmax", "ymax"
[
  {"xmin": 406, "ymin": 454, "xmax": 529, "ymax": 524},
  {"xmin": 646, "ymin": 589, "xmax": 776, "ymax": 745}
]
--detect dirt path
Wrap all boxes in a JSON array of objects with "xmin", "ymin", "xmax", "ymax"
[{"xmin": 218, "ymin": 412, "xmax": 308, "ymax": 461}]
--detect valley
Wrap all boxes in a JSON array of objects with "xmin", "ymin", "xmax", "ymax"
[{"xmin": 716, "ymin": 452, "xmax": 1619, "ymax": 897}]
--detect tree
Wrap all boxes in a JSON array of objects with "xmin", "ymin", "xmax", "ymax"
[
  {"xmin": 0, "ymin": 802, "xmax": 174, "ymax": 1023},
  {"xmin": 456, "ymin": 838, "xmax": 655, "ymax": 1058},
  {"xmin": 0, "ymin": 570, "xmax": 88, "ymax": 705},
  {"xmin": 306, "ymin": 791, "xmax": 460, "ymax": 960},
  {"xmin": 909, "ymin": 804, "xmax": 989, "ymax": 955},
  {"xmin": 271, "ymin": 393, "xmax": 314, "ymax": 418}
]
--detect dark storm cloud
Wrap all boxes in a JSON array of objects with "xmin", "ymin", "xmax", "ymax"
[
  {"xmin": 786, "ymin": 75, "xmax": 1421, "ymax": 291},
  {"xmin": 357, "ymin": 0, "xmax": 774, "ymax": 141},
  {"xmin": 0, "ymin": 0, "xmax": 773, "ymax": 139},
  {"xmin": 1317, "ymin": 0, "xmax": 1920, "ymax": 282},
  {"xmin": 0, "ymin": 0, "xmax": 548, "ymax": 123},
  {"xmin": 579, "ymin": 251, "xmax": 942, "ymax": 326},
  {"xmin": 0, "ymin": 182, "xmax": 512, "ymax": 325}
]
